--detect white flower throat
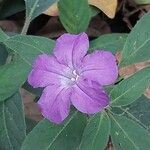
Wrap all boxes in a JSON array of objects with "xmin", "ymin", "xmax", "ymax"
[
  {"xmin": 61, "ymin": 69, "xmax": 80, "ymax": 87},
  {"xmin": 71, "ymin": 70, "xmax": 79, "ymax": 81}
]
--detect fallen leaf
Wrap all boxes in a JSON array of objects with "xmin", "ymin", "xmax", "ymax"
[
  {"xmin": 119, "ymin": 61, "xmax": 150, "ymax": 78},
  {"xmin": 116, "ymin": 53, "xmax": 150, "ymax": 99},
  {"xmin": 44, "ymin": 0, "xmax": 117, "ymax": 19},
  {"xmin": 89, "ymin": 0, "xmax": 117, "ymax": 18},
  {"xmin": 0, "ymin": 20, "xmax": 21, "ymax": 33},
  {"xmin": 43, "ymin": 2, "xmax": 59, "ymax": 16},
  {"xmin": 115, "ymin": 52, "xmax": 150, "ymax": 78},
  {"xmin": 21, "ymin": 88, "xmax": 43, "ymax": 121}
]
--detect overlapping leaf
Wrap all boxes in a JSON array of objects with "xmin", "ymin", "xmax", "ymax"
[
  {"xmin": 21, "ymin": 111, "xmax": 87, "ymax": 150},
  {"xmin": 0, "ymin": 28, "xmax": 8, "ymax": 42},
  {"xmin": 0, "ymin": 31, "xmax": 54, "ymax": 101},
  {"xmin": 79, "ymin": 111, "xmax": 110, "ymax": 150},
  {"xmin": 0, "ymin": 44, "xmax": 8, "ymax": 65},
  {"xmin": 4, "ymin": 35, "xmax": 54, "ymax": 65},
  {"xmin": 110, "ymin": 115, "xmax": 150, "ymax": 150},
  {"xmin": 0, "ymin": 92, "xmax": 26, "ymax": 150},
  {"xmin": 25, "ymin": 0, "xmax": 57, "ymax": 21},
  {"xmin": 89, "ymin": 34, "xmax": 127, "ymax": 53},
  {"xmin": 120, "ymin": 12, "xmax": 150, "ymax": 67},
  {"xmin": 58, "ymin": 0, "xmax": 91, "ymax": 33},
  {"xmin": 25, "ymin": 118, "xmax": 37, "ymax": 134},
  {"xmin": 110, "ymin": 67, "xmax": 150, "ymax": 106},
  {"xmin": 22, "ymin": 0, "xmax": 57, "ymax": 34},
  {"xmin": 0, "ymin": 58, "xmax": 30, "ymax": 101},
  {"xmin": 122, "ymin": 95, "xmax": 150, "ymax": 131}
]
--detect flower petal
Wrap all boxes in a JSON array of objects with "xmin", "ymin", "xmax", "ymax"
[
  {"xmin": 38, "ymin": 85, "xmax": 72, "ymax": 124},
  {"xmin": 53, "ymin": 32, "xmax": 89, "ymax": 68},
  {"xmin": 28, "ymin": 69, "xmax": 62, "ymax": 88},
  {"xmin": 81, "ymin": 50, "xmax": 118, "ymax": 85},
  {"xmin": 28, "ymin": 54, "xmax": 70, "ymax": 88},
  {"xmin": 71, "ymin": 79, "xmax": 109, "ymax": 114},
  {"xmin": 33, "ymin": 54, "xmax": 67, "ymax": 74}
]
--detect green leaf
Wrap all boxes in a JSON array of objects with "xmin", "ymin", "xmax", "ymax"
[
  {"xmin": 134, "ymin": 0, "xmax": 150, "ymax": 4},
  {"xmin": 119, "ymin": 95, "xmax": 150, "ymax": 131},
  {"xmin": 110, "ymin": 67, "xmax": 150, "ymax": 106},
  {"xmin": 89, "ymin": 34, "xmax": 127, "ymax": 53},
  {"xmin": 25, "ymin": 118, "xmax": 37, "ymax": 134},
  {"xmin": 23, "ymin": 81, "xmax": 42, "ymax": 97},
  {"xmin": 0, "ymin": 0, "xmax": 25, "ymax": 19},
  {"xmin": 0, "ymin": 35, "xmax": 54, "ymax": 101},
  {"xmin": 4, "ymin": 35, "xmax": 54, "ymax": 65},
  {"xmin": 0, "ymin": 92, "xmax": 26, "ymax": 150},
  {"xmin": 0, "ymin": 58, "xmax": 30, "ymax": 101},
  {"xmin": 21, "ymin": 111, "xmax": 87, "ymax": 150},
  {"xmin": 58, "ymin": 0, "xmax": 91, "ymax": 33},
  {"xmin": 0, "ymin": 28, "xmax": 9, "ymax": 42},
  {"xmin": 25, "ymin": 0, "xmax": 57, "ymax": 21},
  {"xmin": 90, "ymin": 6, "xmax": 100, "ymax": 17},
  {"xmin": 110, "ymin": 95, "xmax": 150, "ymax": 133},
  {"xmin": 22, "ymin": 0, "xmax": 57, "ymax": 34},
  {"xmin": 79, "ymin": 111, "xmax": 110, "ymax": 150},
  {"xmin": 120, "ymin": 12, "xmax": 150, "ymax": 67},
  {"xmin": 110, "ymin": 115, "xmax": 150, "ymax": 150},
  {"xmin": 0, "ymin": 44, "xmax": 8, "ymax": 65}
]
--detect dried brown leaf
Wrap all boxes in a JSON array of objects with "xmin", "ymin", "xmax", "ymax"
[
  {"xmin": 89, "ymin": 0, "xmax": 117, "ymax": 18},
  {"xmin": 44, "ymin": 0, "xmax": 117, "ymax": 18},
  {"xmin": 43, "ymin": 3, "xmax": 59, "ymax": 16},
  {"xmin": 21, "ymin": 88, "xmax": 43, "ymax": 121}
]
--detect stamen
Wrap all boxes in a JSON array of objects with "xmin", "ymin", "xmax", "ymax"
[
  {"xmin": 73, "ymin": 70, "xmax": 77, "ymax": 76},
  {"xmin": 71, "ymin": 78, "xmax": 76, "ymax": 81}
]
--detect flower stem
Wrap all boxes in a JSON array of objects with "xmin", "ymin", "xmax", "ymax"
[{"xmin": 21, "ymin": 18, "xmax": 30, "ymax": 35}]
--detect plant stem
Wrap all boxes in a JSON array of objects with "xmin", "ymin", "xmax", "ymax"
[{"xmin": 21, "ymin": 18, "xmax": 30, "ymax": 35}]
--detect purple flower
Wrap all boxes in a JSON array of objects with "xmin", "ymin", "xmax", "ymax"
[{"xmin": 28, "ymin": 33, "xmax": 118, "ymax": 124}]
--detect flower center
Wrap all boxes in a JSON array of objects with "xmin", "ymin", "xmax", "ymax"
[
  {"xmin": 61, "ymin": 69, "xmax": 80, "ymax": 87},
  {"xmin": 71, "ymin": 70, "xmax": 79, "ymax": 81}
]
